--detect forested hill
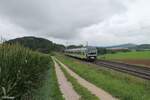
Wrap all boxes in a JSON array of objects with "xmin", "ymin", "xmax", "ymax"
[{"xmin": 5, "ymin": 36, "xmax": 65, "ymax": 53}]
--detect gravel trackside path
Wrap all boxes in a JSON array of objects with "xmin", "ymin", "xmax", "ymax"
[
  {"xmin": 52, "ymin": 57, "xmax": 80, "ymax": 100},
  {"xmin": 54, "ymin": 57, "xmax": 117, "ymax": 100}
]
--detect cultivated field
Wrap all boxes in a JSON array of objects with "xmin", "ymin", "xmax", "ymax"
[
  {"xmin": 0, "ymin": 44, "xmax": 63, "ymax": 100},
  {"xmin": 55, "ymin": 53, "xmax": 150, "ymax": 100},
  {"xmin": 99, "ymin": 51, "xmax": 150, "ymax": 67}
]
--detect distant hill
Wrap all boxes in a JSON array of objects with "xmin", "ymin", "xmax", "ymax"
[
  {"xmin": 5, "ymin": 36, "xmax": 65, "ymax": 53},
  {"xmin": 133, "ymin": 44, "xmax": 150, "ymax": 50},
  {"xmin": 106, "ymin": 43, "xmax": 137, "ymax": 49},
  {"xmin": 104, "ymin": 43, "xmax": 150, "ymax": 50}
]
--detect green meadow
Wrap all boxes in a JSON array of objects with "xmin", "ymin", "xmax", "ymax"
[{"xmin": 99, "ymin": 51, "xmax": 150, "ymax": 60}]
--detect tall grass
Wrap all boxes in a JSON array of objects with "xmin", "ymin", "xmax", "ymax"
[{"xmin": 0, "ymin": 44, "xmax": 51, "ymax": 100}]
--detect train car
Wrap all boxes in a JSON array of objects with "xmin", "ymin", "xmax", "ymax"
[{"xmin": 65, "ymin": 46, "xmax": 97, "ymax": 61}]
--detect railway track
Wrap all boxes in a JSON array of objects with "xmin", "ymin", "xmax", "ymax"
[
  {"xmin": 94, "ymin": 60, "xmax": 150, "ymax": 80},
  {"xmin": 66, "ymin": 55, "xmax": 150, "ymax": 80}
]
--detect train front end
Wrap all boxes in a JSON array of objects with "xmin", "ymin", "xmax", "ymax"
[{"xmin": 86, "ymin": 47, "xmax": 97, "ymax": 61}]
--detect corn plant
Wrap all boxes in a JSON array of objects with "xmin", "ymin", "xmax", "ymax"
[{"xmin": 0, "ymin": 44, "xmax": 51, "ymax": 100}]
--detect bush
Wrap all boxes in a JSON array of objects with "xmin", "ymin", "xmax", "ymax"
[{"xmin": 0, "ymin": 44, "xmax": 51, "ymax": 100}]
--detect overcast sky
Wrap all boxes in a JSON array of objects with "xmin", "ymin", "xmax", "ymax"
[{"xmin": 0, "ymin": 0, "xmax": 150, "ymax": 46}]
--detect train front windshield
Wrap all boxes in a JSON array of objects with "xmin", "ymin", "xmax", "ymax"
[{"xmin": 87, "ymin": 47, "xmax": 97, "ymax": 55}]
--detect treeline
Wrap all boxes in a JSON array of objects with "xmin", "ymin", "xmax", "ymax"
[
  {"xmin": 0, "ymin": 44, "xmax": 51, "ymax": 100},
  {"xmin": 5, "ymin": 36, "xmax": 65, "ymax": 53}
]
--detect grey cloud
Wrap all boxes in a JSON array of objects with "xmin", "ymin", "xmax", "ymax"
[
  {"xmin": 78, "ymin": 0, "xmax": 150, "ymax": 46},
  {"xmin": 0, "ymin": 0, "xmax": 125, "ymax": 39}
]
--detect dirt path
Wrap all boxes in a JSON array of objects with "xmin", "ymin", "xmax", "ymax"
[
  {"xmin": 54, "ymin": 57, "xmax": 117, "ymax": 100},
  {"xmin": 52, "ymin": 57, "xmax": 80, "ymax": 100}
]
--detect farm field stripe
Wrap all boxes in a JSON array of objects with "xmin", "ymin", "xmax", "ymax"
[
  {"xmin": 52, "ymin": 57, "xmax": 80, "ymax": 100},
  {"xmin": 54, "ymin": 57, "xmax": 116, "ymax": 100}
]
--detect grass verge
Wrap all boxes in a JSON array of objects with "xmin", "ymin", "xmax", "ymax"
[
  {"xmin": 55, "ymin": 53, "xmax": 150, "ymax": 100},
  {"xmin": 56, "ymin": 60, "xmax": 99, "ymax": 100},
  {"xmin": 34, "ymin": 59, "xmax": 64, "ymax": 100}
]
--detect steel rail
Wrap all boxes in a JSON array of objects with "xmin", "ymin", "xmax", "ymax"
[{"xmin": 94, "ymin": 60, "xmax": 150, "ymax": 80}]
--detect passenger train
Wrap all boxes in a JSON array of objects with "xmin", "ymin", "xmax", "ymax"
[{"xmin": 65, "ymin": 46, "xmax": 97, "ymax": 61}]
